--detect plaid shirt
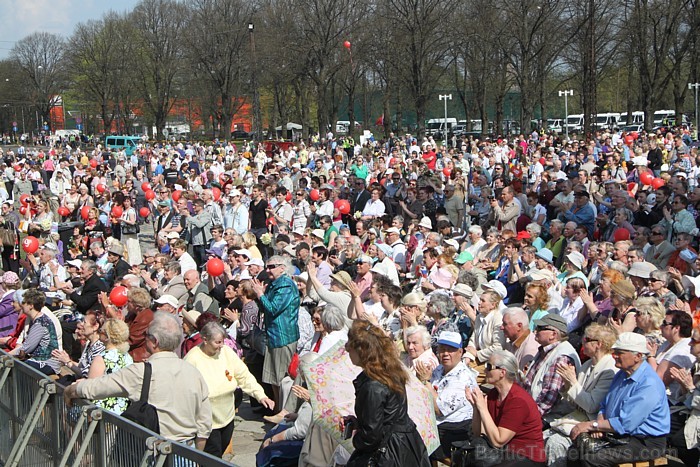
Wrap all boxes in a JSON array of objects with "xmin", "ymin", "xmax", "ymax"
[{"xmin": 522, "ymin": 342, "xmax": 574, "ymax": 416}]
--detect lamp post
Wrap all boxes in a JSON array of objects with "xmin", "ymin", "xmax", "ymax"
[
  {"xmin": 248, "ymin": 23, "xmax": 262, "ymax": 145},
  {"xmin": 558, "ymin": 89, "xmax": 574, "ymax": 140},
  {"xmin": 689, "ymin": 82, "xmax": 700, "ymax": 141},
  {"xmin": 438, "ymin": 94, "xmax": 452, "ymax": 147}
]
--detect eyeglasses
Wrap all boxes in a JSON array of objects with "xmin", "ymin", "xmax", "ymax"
[
  {"xmin": 660, "ymin": 321, "xmax": 675, "ymax": 327},
  {"xmin": 266, "ymin": 264, "xmax": 282, "ymax": 270},
  {"xmin": 485, "ymin": 363, "xmax": 503, "ymax": 371},
  {"xmin": 296, "ymin": 193, "xmax": 304, "ymax": 196},
  {"xmin": 651, "ymin": 231, "xmax": 662, "ymax": 235},
  {"xmin": 690, "ymin": 337, "xmax": 700, "ymax": 345}
]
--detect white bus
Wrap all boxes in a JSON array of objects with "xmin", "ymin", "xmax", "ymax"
[{"xmin": 593, "ymin": 113, "xmax": 621, "ymax": 130}]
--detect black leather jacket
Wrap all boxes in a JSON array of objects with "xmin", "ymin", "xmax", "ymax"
[{"xmin": 348, "ymin": 372, "xmax": 430, "ymax": 467}]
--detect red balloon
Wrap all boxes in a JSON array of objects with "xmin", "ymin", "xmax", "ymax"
[
  {"xmin": 343, "ymin": 40, "xmax": 351, "ymax": 49},
  {"xmin": 109, "ymin": 286, "xmax": 129, "ymax": 307},
  {"xmin": 19, "ymin": 206, "xmax": 28, "ymax": 215},
  {"xmin": 21, "ymin": 236, "xmax": 39, "ymax": 254},
  {"xmin": 651, "ymin": 178, "xmax": 665, "ymax": 189},
  {"xmin": 145, "ymin": 190, "xmax": 156, "ymax": 201},
  {"xmin": 337, "ymin": 199, "xmax": 351, "ymax": 215},
  {"xmin": 111, "ymin": 205, "xmax": 123, "ymax": 218},
  {"xmin": 19, "ymin": 194, "xmax": 31, "ymax": 206},
  {"xmin": 81, "ymin": 205, "xmax": 90, "ymax": 220},
  {"xmin": 139, "ymin": 207, "xmax": 150, "ymax": 217},
  {"xmin": 141, "ymin": 182, "xmax": 151, "ymax": 192},
  {"xmin": 206, "ymin": 258, "xmax": 225, "ymax": 277},
  {"xmin": 285, "ymin": 192, "xmax": 292, "ymax": 202},
  {"xmin": 640, "ymin": 172, "xmax": 653, "ymax": 186},
  {"xmin": 96, "ymin": 183, "xmax": 106, "ymax": 193},
  {"xmin": 309, "ymin": 189, "xmax": 320, "ymax": 201},
  {"xmin": 624, "ymin": 135, "xmax": 634, "ymax": 146},
  {"xmin": 613, "ymin": 228, "xmax": 631, "ymax": 242},
  {"xmin": 58, "ymin": 206, "xmax": 70, "ymax": 217},
  {"xmin": 89, "ymin": 159, "xmax": 98, "ymax": 168},
  {"xmin": 172, "ymin": 190, "xmax": 182, "ymax": 202},
  {"xmin": 442, "ymin": 168, "xmax": 452, "ymax": 177},
  {"xmin": 13, "ymin": 165, "xmax": 21, "ymax": 172},
  {"xmin": 212, "ymin": 187, "xmax": 221, "ymax": 201}
]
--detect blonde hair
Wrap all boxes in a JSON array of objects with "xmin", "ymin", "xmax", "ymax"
[
  {"xmin": 102, "ymin": 319, "xmax": 130, "ymax": 353},
  {"xmin": 634, "ymin": 297, "xmax": 665, "ymax": 330}
]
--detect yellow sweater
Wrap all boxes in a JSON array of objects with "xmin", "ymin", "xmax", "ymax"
[{"xmin": 184, "ymin": 345, "xmax": 267, "ymax": 429}]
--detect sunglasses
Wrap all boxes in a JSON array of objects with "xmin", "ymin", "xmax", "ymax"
[
  {"xmin": 660, "ymin": 321, "xmax": 675, "ymax": 327},
  {"xmin": 582, "ymin": 337, "xmax": 598, "ymax": 343},
  {"xmin": 266, "ymin": 264, "xmax": 282, "ymax": 270},
  {"xmin": 485, "ymin": 363, "xmax": 503, "ymax": 371}
]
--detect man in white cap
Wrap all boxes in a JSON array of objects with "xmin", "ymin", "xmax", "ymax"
[
  {"xmin": 569, "ymin": 332, "xmax": 669, "ymax": 467},
  {"xmin": 154, "ymin": 294, "xmax": 180, "ymax": 315},
  {"xmin": 384, "ymin": 227, "xmax": 406, "ymax": 271}
]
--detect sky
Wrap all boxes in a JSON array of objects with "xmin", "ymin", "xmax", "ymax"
[{"xmin": 0, "ymin": 0, "xmax": 141, "ymax": 59}]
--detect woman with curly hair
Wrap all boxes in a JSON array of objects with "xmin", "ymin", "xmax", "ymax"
[
  {"xmin": 523, "ymin": 282, "xmax": 550, "ymax": 331},
  {"xmin": 343, "ymin": 320, "xmax": 430, "ymax": 467}
]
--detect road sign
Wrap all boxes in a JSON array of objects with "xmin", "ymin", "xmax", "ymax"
[
  {"xmin": 43, "ymin": 125, "xmax": 49, "ymax": 130},
  {"xmin": 12, "ymin": 121, "xmax": 17, "ymax": 127},
  {"xmin": 13, "ymin": 126, "xmax": 17, "ymax": 132},
  {"xmin": 76, "ymin": 124, "xmax": 83, "ymax": 130},
  {"xmin": 75, "ymin": 117, "xmax": 82, "ymax": 124}
]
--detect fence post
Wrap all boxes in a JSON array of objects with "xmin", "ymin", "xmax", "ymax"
[
  {"xmin": 0, "ymin": 356, "xmax": 13, "ymax": 392},
  {"xmin": 5, "ymin": 378, "xmax": 56, "ymax": 467}
]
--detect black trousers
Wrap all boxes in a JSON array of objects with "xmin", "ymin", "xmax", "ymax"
[
  {"xmin": 204, "ymin": 418, "xmax": 235, "ymax": 458},
  {"xmin": 431, "ymin": 419, "xmax": 473, "ymax": 460},
  {"xmin": 568, "ymin": 435, "xmax": 666, "ymax": 467}
]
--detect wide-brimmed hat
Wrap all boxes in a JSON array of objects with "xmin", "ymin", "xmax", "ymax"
[
  {"xmin": 612, "ymin": 332, "xmax": 649, "ymax": 354},
  {"xmin": 311, "ymin": 229, "xmax": 325, "ymax": 240},
  {"xmin": 566, "ymin": 251, "xmax": 585, "ymax": 269},
  {"xmin": 181, "ymin": 309, "xmax": 201, "ymax": 326},
  {"xmin": 536, "ymin": 248, "xmax": 554, "ymax": 263},
  {"xmin": 330, "ymin": 271, "xmax": 353, "ymax": 290},
  {"xmin": 107, "ymin": 244, "xmax": 124, "ymax": 257},
  {"xmin": 418, "ymin": 217, "xmax": 433, "ymax": 229},
  {"xmin": 428, "ymin": 268, "xmax": 454, "ymax": 289},
  {"xmin": 453, "ymin": 283, "xmax": 474, "ymax": 299},
  {"xmin": 627, "ymin": 261, "xmax": 657, "ymax": 279}
]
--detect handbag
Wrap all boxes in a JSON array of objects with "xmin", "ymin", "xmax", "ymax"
[
  {"xmin": 451, "ymin": 436, "xmax": 503, "ymax": 467},
  {"xmin": 247, "ymin": 326, "xmax": 268, "ymax": 356},
  {"xmin": 0, "ymin": 223, "xmax": 16, "ymax": 247},
  {"xmin": 121, "ymin": 362, "xmax": 160, "ymax": 433},
  {"xmin": 122, "ymin": 222, "xmax": 140, "ymax": 235}
]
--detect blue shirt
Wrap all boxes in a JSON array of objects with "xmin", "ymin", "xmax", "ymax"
[{"xmin": 600, "ymin": 360, "xmax": 670, "ymax": 437}]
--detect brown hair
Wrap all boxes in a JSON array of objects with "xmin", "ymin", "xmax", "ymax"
[
  {"xmin": 346, "ymin": 320, "xmax": 408, "ymax": 395},
  {"xmin": 525, "ymin": 282, "xmax": 550, "ymax": 311}
]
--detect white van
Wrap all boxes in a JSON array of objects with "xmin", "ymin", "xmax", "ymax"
[
  {"xmin": 547, "ymin": 118, "xmax": 564, "ymax": 134},
  {"xmin": 619, "ymin": 111, "xmax": 644, "ymax": 126},
  {"xmin": 593, "ymin": 113, "xmax": 621, "ymax": 130},
  {"xmin": 653, "ymin": 110, "xmax": 675, "ymax": 126},
  {"xmin": 426, "ymin": 118, "xmax": 457, "ymax": 136},
  {"xmin": 565, "ymin": 114, "xmax": 584, "ymax": 132}
]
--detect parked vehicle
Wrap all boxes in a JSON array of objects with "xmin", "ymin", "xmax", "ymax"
[
  {"xmin": 593, "ymin": 113, "xmax": 621, "ymax": 130},
  {"xmin": 565, "ymin": 114, "xmax": 584, "ymax": 132},
  {"xmin": 547, "ymin": 118, "xmax": 564, "ymax": 134},
  {"xmin": 104, "ymin": 135, "xmax": 142, "ymax": 156},
  {"xmin": 619, "ymin": 111, "xmax": 644, "ymax": 126}
]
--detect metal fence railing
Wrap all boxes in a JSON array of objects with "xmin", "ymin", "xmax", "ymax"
[{"xmin": 0, "ymin": 351, "xmax": 236, "ymax": 467}]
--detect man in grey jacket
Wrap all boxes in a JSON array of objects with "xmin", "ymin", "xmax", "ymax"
[{"xmin": 183, "ymin": 199, "xmax": 212, "ymax": 268}]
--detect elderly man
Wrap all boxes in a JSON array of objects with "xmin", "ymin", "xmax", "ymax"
[
  {"xmin": 465, "ymin": 225, "xmax": 486, "ymax": 258},
  {"xmin": 522, "ymin": 314, "xmax": 581, "ymax": 421},
  {"xmin": 501, "ymin": 307, "xmax": 539, "ymax": 373},
  {"xmin": 183, "ymin": 269, "xmax": 219, "ymax": 316},
  {"xmin": 563, "ymin": 191, "xmax": 595, "ymax": 237},
  {"xmin": 251, "ymin": 256, "xmax": 300, "ymax": 412},
  {"xmin": 33, "ymin": 242, "xmax": 68, "ymax": 303},
  {"xmin": 106, "ymin": 243, "xmax": 131, "ymax": 286},
  {"xmin": 64, "ymin": 312, "xmax": 212, "ymax": 447},
  {"xmin": 569, "ymin": 332, "xmax": 669, "ymax": 467},
  {"xmin": 644, "ymin": 225, "xmax": 676, "ymax": 269},
  {"xmin": 183, "ymin": 198, "xmax": 213, "ymax": 267},
  {"xmin": 62, "ymin": 259, "xmax": 107, "ymax": 315},
  {"xmin": 384, "ymin": 227, "xmax": 407, "ymax": 271}
]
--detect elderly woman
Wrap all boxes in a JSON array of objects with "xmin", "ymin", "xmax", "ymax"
[
  {"xmin": 465, "ymin": 350, "xmax": 547, "ymax": 466},
  {"xmin": 557, "ymin": 252, "xmax": 588, "ymax": 288},
  {"xmin": 185, "ymin": 322, "xmax": 274, "ymax": 457},
  {"xmin": 648, "ymin": 270, "xmax": 678, "ymax": 307},
  {"xmin": 87, "ymin": 318, "xmax": 133, "ymax": 414},
  {"xmin": 588, "ymin": 269, "xmax": 624, "ymax": 321},
  {"xmin": 544, "ymin": 324, "xmax": 619, "ymax": 467},
  {"xmin": 523, "ymin": 282, "xmax": 550, "ymax": 331},
  {"xmin": 51, "ymin": 310, "xmax": 106, "ymax": 382},
  {"xmin": 403, "ymin": 325, "xmax": 438, "ymax": 376},
  {"xmin": 526, "ymin": 222, "xmax": 545, "ymax": 251},
  {"xmin": 425, "ymin": 293, "xmax": 456, "ymax": 346},
  {"xmin": 476, "ymin": 227, "xmax": 502, "ymax": 271},
  {"xmin": 9, "ymin": 289, "xmax": 60, "ymax": 375},
  {"xmin": 559, "ymin": 277, "xmax": 588, "ymax": 334},
  {"xmin": 465, "ymin": 289, "xmax": 505, "ymax": 364},
  {"xmin": 607, "ymin": 279, "xmax": 638, "ymax": 333},
  {"xmin": 634, "ymin": 297, "xmax": 666, "ymax": 350},
  {"xmin": 0, "ymin": 271, "xmax": 20, "ymax": 339}
]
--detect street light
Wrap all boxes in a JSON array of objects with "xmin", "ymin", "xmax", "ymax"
[
  {"xmin": 558, "ymin": 89, "xmax": 574, "ymax": 140},
  {"xmin": 689, "ymin": 82, "xmax": 700, "ymax": 141},
  {"xmin": 248, "ymin": 22, "xmax": 262, "ymax": 144},
  {"xmin": 438, "ymin": 94, "xmax": 452, "ymax": 147}
]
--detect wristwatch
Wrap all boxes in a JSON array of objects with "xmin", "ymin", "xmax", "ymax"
[{"xmin": 591, "ymin": 421, "xmax": 599, "ymax": 430}]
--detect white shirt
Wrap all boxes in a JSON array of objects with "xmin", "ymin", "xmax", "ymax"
[
  {"xmin": 431, "ymin": 361, "xmax": 478, "ymax": 424},
  {"xmin": 362, "ymin": 199, "xmax": 385, "ymax": 217},
  {"xmin": 178, "ymin": 252, "xmax": 197, "ymax": 274}
]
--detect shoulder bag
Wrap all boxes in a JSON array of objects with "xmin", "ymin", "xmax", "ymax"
[{"xmin": 121, "ymin": 362, "xmax": 160, "ymax": 433}]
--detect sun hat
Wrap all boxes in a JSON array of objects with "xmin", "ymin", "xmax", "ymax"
[
  {"xmin": 384, "ymin": 227, "xmax": 401, "ymax": 235},
  {"xmin": 536, "ymin": 248, "xmax": 554, "ymax": 263},
  {"xmin": 429, "ymin": 268, "xmax": 454, "ymax": 289},
  {"xmin": 611, "ymin": 279, "xmax": 636, "ymax": 300},
  {"xmin": 233, "ymin": 248, "xmax": 252, "ymax": 258},
  {"xmin": 166, "ymin": 232, "xmax": 180, "ymax": 239},
  {"xmin": 453, "ymin": 283, "xmax": 474, "ymax": 299},
  {"xmin": 330, "ymin": 271, "xmax": 353, "ymax": 290},
  {"xmin": 627, "ymin": 261, "xmax": 658, "ymax": 279},
  {"xmin": 444, "ymin": 239, "xmax": 460, "ymax": 251},
  {"xmin": 566, "ymin": 251, "xmax": 585, "ymax": 269},
  {"xmin": 107, "ymin": 243, "xmax": 124, "ymax": 257},
  {"xmin": 0, "ymin": 271, "xmax": 19, "ymax": 286},
  {"xmin": 418, "ymin": 217, "xmax": 433, "ymax": 229},
  {"xmin": 482, "ymin": 280, "xmax": 507, "ymax": 300},
  {"xmin": 612, "ymin": 332, "xmax": 650, "ymax": 354},
  {"xmin": 401, "ymin": 292, "xmax": 426, "ymax": 307},
  {"xmin": 437, "ymin": 330, "xmax": 462, "ymax": 349},
  {"xmin": 376, "ymin": 243, "xmax": 393, "ymax": 257},
  {"xmin": 181, "ymin": 309, "xmax": 201, "ymax": 326},
  {"xmin": 205, "ymin": 246, "xmax": 224, "ymax": 258},
  {"xmin": 311, "ymin": 229, "xmax": 325, "ymax": 239},
  {"xmin": 682, "ymin": 275, "xmax": 700, "ymax": 298},
  {"xmin": 244, "ymin": 258, "xmax": 264, "ymax": 267}
]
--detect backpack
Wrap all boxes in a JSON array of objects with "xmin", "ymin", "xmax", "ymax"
[{"xmin": 121, "ymin": 362, "xmax": 160, "ymax": 433}]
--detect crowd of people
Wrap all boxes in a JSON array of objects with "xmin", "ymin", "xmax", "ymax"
[{"xmin": 0, "ymin": 125, "xmax": 699, "ymax": 466}]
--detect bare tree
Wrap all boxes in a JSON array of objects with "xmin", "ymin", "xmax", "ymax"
[
  {"xmin": 10, "ymin": 32, "xmax": 66, "ymax": 132},
  {"xmin": 129, "ymin": 0, "xmax": 186, "ymax": 139}
]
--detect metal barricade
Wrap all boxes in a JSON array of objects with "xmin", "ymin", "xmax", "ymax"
[{"xmin": 0, "ymin": 351, "xmax": 237, "ymax": 467}]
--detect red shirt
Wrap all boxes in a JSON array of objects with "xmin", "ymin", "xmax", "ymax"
[
  {"xmin": 422, "ymin": 150, "xmax": 437, "ymax": 170},
  {"xmin": 486, "ymin": 383, "xmax": 546, "ymax": 463}
]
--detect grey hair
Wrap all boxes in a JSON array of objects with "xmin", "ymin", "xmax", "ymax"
[
  {"xmin": 268, "ymin": 255, "xmax": 293, "ymax": 276},
  {"xmin": 200, "ymin": 321, "xmax": 228, "ymax": 341},
  {"xmin": 121, "ymin": 274, "xmax": 141, "ymax": 288},
  {"xmin": 427, "ymin": 232, "xmax": 442, "ymax": 244},
  {"xmin": 393, "ymin": 215, "xmax": 404, "ymax": 225},
  {"xmin": 405, "ymin": 325, "xmax": 431, "ymax": 348},
  {"xmin": 165, "ymin": 261, "xmax": 182, "ymax": 275},
  {"xmin": 567, "ymin": 241, "xmax": 583, "ymax": 252},
  {"xmin": 321, "ymin": 305, "xmax": 350, "ymax": 332},
  {"xmin": 486, "ymin": 227, "xmax": 500, "ymax": 238},
  {"xmin": 649, "ymin": 269, "xmax": 669, "ymax": 286},
  {"xmin": 81, "ymin": 259, "xmax": 98, "ymax": 273},
  {"xmin": 550, "ymin": 219, "xmax": 564, "ymax": 230},
  {"xmin": 429, "ymin": 293, "xmax": 453, "ymax": 318},
  {"xmin": 502, "ymin": 307, "xmax": 529, "ymax": 327},
  {"xmin": 609, "ymin": 261, "xmax": 629, "ymax": 274},
  {"xmin": 468, "ymin": 225, "xmax": 483, "ymax": 236},
  {"xmin": 526, "ymin": 223, "xmax": 541, "ymax": 236},
  {"xmin": 490, "ymin": 349, "xmax": 520, "ymax": 382},
  {"xmin": 616, "ymin": 207, "xmax": 634, "ymax": 223},
  {"xmin": 148, "ymin": 312, "xmax": 182, "ymax": 351}
]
